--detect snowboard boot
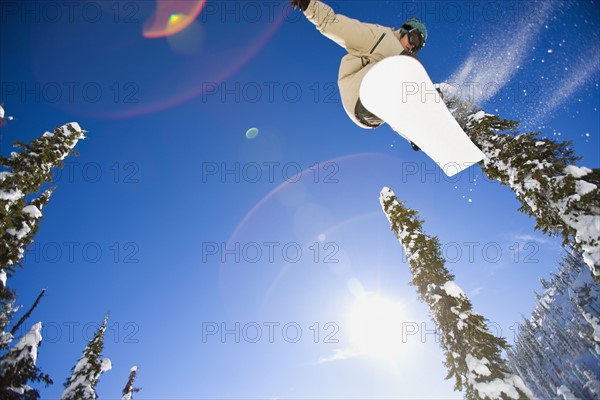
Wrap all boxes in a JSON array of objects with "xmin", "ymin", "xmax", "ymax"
[
  {"xmin": 435, "ymin": 86, "xmax": 445, "ymax": 100},
  {"xmin": 400, "ymin": 50, "xmax": 422, "ymax": 65},
  {"xmin": 354, "ymin": 98, "xmax": 384, "ymax": 128}
]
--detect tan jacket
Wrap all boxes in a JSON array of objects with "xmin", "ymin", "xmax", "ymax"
[{"xmin": 304, "ymin": 0, "xmax": 404, "ymax": 128}]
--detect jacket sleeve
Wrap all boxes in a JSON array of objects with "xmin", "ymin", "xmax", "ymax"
[{"xmin": 304, "ymin": 0, "xmax": 382, "ymax": 53}]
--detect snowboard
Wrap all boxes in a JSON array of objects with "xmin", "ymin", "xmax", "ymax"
[{"xmin": 359, "ymin": 55, "xmax": 485, "ymax": 177}]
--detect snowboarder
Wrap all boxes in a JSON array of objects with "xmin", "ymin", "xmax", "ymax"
[{"xmin": 290, "ymin": 0, "xmax": 427, "ymax": 147}]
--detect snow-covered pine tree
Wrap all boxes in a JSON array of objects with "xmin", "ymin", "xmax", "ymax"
[
  {"xmin": 1, "ymin": 279, "xmax": 50, "ymax": 399},
  {"xmin": 61, "ymin": 315, "xmax": 112, "ymax": 400},
  {"xmin": 380, "ymin": 187, "xmax": 533, "ymax": 400},
  {"xmin": 440, "ymin": 89, "xmax": 599, "ymax": 278},
  {"xmin": 121, "ymin": 366, "xmax": 140, "ymax": 400},
  {"xmin": 0, "ymin": 122, "xmax": 84, "ymax": 398},
  {"xmin": 0, "ymin": 122, "xmax": 85, "ymax": 273},
  {"xmin": 0, "ymin": 322, "xmax": 52, "ymax": 400},
  {"xmin": 1, "ymin": 196, "xmax": 32, "ymax": 395},
  {"xmin": 507, "ymin": 251, "xmax": 600, "ymax": 399}
]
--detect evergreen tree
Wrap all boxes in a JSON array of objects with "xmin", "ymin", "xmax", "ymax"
[
  {"xmin": 0, "ymin": 322, "xmax": 52, "ymax": 400},
  {"xmin": 61, "ymin": 315, "xmax": 112, "ymax": 400},
  {"xmin": 380, "ymin": 187, "xmax": 533, "ymax": 399},
  {"xmin": 1, "ymin": 122, "xmax": 86, "ymax": 273},
  {"xmin": 1, "ymin": 121, "xmax": 84, "ymax": 345},
  {"xmin": 121, "ymin": 366, "xmax": 140, "ymax": 400},
  {"xmin": 442, "ymin": 91, "xmax": 599, "ymax": 278},
  {"xmin": 508, "ymin": 251, "xmax": 600, "ymax": 398},
  {"xmin": 0, "ymin": 287, "xmax": 49, "ymax": 399},
  {"xmin": 0, "ymin": 122, "xmax": 84, "ymax": 398}
]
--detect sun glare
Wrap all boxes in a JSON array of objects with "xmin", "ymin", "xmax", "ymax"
[
  {"xmin": 347, "ymin": 293, "xmax": 408, "ymax": 362},
  {"xmin": 143, "ymin": 0, "xmax": 206, "ymax": 38}
]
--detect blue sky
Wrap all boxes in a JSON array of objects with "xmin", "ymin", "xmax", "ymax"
[{"xmin": 1, "ymin": 0, "xmax": 599, "ymax": 398}]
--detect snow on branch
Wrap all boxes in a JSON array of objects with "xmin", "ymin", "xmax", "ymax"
[
  {"xmin": 0, "ymin": 322, "xmax": 52, "ymax": 399},
  {"xmin": 443, "ymin": 93, "xmax": 599, "ymax": 278}
]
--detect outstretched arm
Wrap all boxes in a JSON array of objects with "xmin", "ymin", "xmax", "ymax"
[{"xmin": 292, "ymin": 0, "xmax": 382, "ymax": 53}]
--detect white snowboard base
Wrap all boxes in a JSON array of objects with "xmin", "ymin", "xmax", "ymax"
[{"xmin": 360, "ymin": 56, "xmax": 485, "ymax": 177}]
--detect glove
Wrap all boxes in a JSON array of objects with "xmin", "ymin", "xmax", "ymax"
[
  {"xmin": 290, "ymin": 0, "xmax": 310, "ymax": 12},
  {"xmin": 400, "ymin": 50, "xmax": 422, "ymax": 64}
]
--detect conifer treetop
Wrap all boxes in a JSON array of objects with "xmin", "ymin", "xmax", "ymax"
[
  {"xmin": 1, "ymin": 122, "xmax": 85, "ymax": 273},
  {"xmin": 121, "ymin": 366, "xmax": 141, "ymax": 400},
  {"xmin": 61, "ymin": 315, "xmax": 111, "ymax": 400},
  {"xmin": 380, "ymin": 187, "xmax": 533, "ymax": 400}
]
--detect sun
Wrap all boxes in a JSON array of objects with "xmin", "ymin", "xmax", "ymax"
[{"xmin": 347, "ymin": 293, "xmax": 409, "ymax": 362}]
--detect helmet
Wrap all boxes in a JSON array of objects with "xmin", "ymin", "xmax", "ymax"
[
  {"xmin": 399, "ymin": 18, "xmax": 427, "ymax": 52},
  {"xmin": 400, "ymin": 18, "xmax": 428, "ymax": 41}
]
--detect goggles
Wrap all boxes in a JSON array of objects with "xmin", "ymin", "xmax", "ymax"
[{"xmin": 402, "ymin": 24, "xmax": 425, "ymax": 52}]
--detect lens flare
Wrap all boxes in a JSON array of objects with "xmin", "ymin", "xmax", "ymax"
[
  {"xmin": 28, "ymin": 0, "xmax": 286, "ymax": 119},
  {"xmin": 348, "ymin": 293, "xmax": 407, "ymax": 361},
  {"xmin": 143, "ymin": 0, "xmax": 206, "ymax": 38},
  {"xmin": 245, "ymin": 127, "xmax": 259, "ymax": 139}
]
